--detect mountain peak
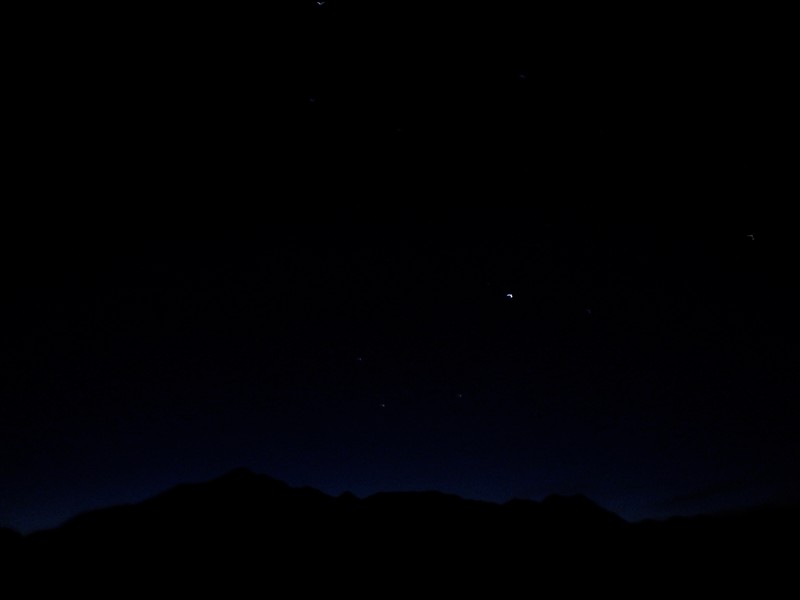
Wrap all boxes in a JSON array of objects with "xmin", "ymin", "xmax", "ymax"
[
  {"xmin": 542, "ymin": 493, "xmax": 627, "ymax": 525},
  {"xmin": 212, "ymin": 468, "xmax": 288, "ymax": 489},
  {"xmin": 214, "ymin": 467, "xmax": 258, "ymax": 482}
]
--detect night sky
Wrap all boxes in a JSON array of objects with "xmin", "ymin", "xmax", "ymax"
[{"xmin": 3, "ymin": 4, "xmax": 797, "ymax": 533}]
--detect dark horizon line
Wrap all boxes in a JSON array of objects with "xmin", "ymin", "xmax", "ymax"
[{"xmin": 4, "ymin": 467, "xmax": 796, "ymax": 536}]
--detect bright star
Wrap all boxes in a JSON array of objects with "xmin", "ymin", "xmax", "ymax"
[{"xmin": 506, "ymin": 293, "xmax": 513, "ymax": 299}]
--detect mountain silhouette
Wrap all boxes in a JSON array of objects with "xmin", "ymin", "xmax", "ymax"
[{"xmin": 5, "ymin": 469, "xmax": 797, "ymax": 595}]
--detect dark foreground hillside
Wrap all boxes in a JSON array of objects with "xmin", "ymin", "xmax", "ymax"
[{"xmin": 3, "ymin": 470, "xmax": 797, "ymax": 595}]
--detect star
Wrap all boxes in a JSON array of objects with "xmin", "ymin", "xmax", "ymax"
[
  {"xmin": 506, "ymin": 293, "xmax": 513, "ymax": 299},
  {"xmin": 746, "ymin": 234, "xmax": 755, "ymax": 241}
]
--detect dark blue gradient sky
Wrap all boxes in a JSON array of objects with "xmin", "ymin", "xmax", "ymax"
[
  {"xmin": 3, "ymin": 4, "xmax": 796, "ymax": 533},
  {"xmin": 3, "ymin": 223, "xmax": 798, "ymax": 533}
]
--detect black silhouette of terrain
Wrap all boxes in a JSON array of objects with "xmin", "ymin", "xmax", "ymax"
[{"xmin": 3, "ymin": 470, "xmax": 797, "ymax": 595}]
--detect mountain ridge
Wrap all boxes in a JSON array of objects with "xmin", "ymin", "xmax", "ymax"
[
  {"xmin": 2, "ymin": 469, "xmax": 797, "ymax": 594},
  {"xmin": 5, "ymin": 468, "xmax": 800, "ymax": 537}
]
